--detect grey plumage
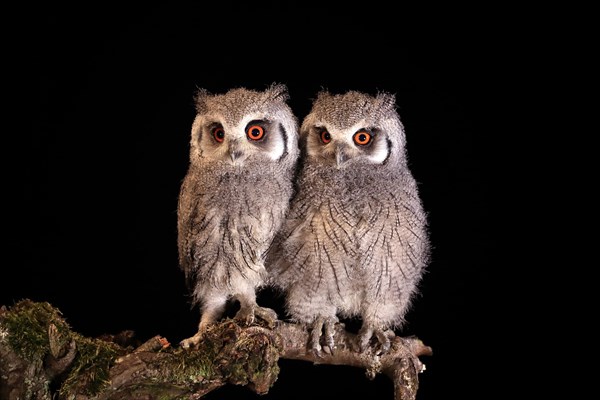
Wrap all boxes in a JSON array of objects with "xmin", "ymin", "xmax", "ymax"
[
  {"xmin": 177, "ymin": 83, "xmax": 299, "ymax": 349},
  {"xmin": 266, "ymin": 90, "xmax": 430, "ymax": 354}
]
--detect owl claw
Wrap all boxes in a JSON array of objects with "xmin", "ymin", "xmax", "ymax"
[
  {"xmin": 254, "ymin": 306, "xmax": 278, "ymax": 328},
  {"xmin": 179, "ymin": 331, "xmax": 204, "ymax": 350},
  {"xmin": 234, "ymin": 307, "xmax": 254, "ymax": 326},
  {"xmin": 323, "ymin": 317, "xmax": 336, "ymax": 355},
  {"xmin": 235, "ymin": 305, "xmax": 277, "ymax": 328},
  {"xmin": 309, "ymin": 318, "xmax": 323, "ymax": 355},
  {"xmin": 356, "ymin": 326, "xmax": 394, "ymax": 354},
  {"xmin": 375, "ymin": 329, "xmax": 393, "ymax": 354},
  {"xmin": 180, "ymin": 308, "xmax": 222, "ymax": 350},
  {"xmin": 309, "ymin": 316, "xmax": 338, "ymax": 356}
]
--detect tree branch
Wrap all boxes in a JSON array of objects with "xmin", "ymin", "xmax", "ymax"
[
  {"xmin": 0, "ymin": 300, "xmax": 432, "ymax": 400},
  {"xmin": 276, "ymin": 321, "xmax": 432, "ymax": 400}
]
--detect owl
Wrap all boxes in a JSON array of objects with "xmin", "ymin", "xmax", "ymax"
[
  {"xmin": 177, "ymin": 83, "xmax": 299, "ymax": 349},
  {"xmin": 267, "ymin": 90, "xmax": 430, "ymax": 355}
]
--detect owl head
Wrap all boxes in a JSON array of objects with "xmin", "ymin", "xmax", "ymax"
[
  {"xmin": 189, "ymin": 83, "xmax": 299, "ymax": 170},
  {"xmin": 300, "ymin": 90, "xmax": 407, "ymax": 168}
]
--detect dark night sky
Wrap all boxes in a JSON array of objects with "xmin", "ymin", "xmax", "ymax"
[{"xmin": 5, "ymin": 3, "xmax": 517, "ymax": 399}]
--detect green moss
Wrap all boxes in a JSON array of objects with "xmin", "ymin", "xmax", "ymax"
[
  {"xmin": 2, "ymin": 299, "xmax": 121, "ymax": 397},
  {"xmin": 158, "ymin": 332, "xmax": 223, "ymax": 385},
  {"xmin": 59, "ymin": 333, "xmax": 121, "ymax": 397},
  {"xmin": 195, "ymin": 319, "xmax": 282, "ymax": 391},
  {"xmin": 152, "ymin": 319, "xmax": 282, "ymax": 390},
  {"xmin": 3, "ymin": 299, "xmax": 71, "ymax": 362},
  {"xmin": 1, "ymin": 301, "xmax": 283, "ymax": 398}
]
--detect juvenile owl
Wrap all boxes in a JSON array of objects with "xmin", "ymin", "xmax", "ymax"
[
  {"xmin": 177, "ymin": 83, "xmax": 299, "ymax": 349},
  {"xmin": 267, "ymin": 90, "xmax": 430, "ymax": 355}
]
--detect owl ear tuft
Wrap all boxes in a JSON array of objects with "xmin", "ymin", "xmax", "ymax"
[
  {"xmin": 267, "ymin": 83, "xmax": 290, "ymax": 103},
  {"xmin": 377, "ymin": 91, "xmax": 397, "ymax": 111},
  {"xmin": 315, "ymin": 90, "xmax": 331, "ymax": 100},
  {"xmin": 375, "ymin": 91, "xmax": 399, "ymax": 119},
  {"xmin": 193, "ymin": 88, "xmax": 211, "ymax": 114},
  {"xmin": 311, "ymin": 90, "xmax": 333, "ymax": 109}
]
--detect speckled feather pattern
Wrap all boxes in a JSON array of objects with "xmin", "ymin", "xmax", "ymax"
[
  {"xmin": 267, "ymin": 90, "xmax": 430, "ymax": 335},
  {"xmin": 178, "ymin": 160, "xmax": 295, "ymax": 303}
]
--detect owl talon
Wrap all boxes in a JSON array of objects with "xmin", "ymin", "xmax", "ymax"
[
  {"xmin": 310, "ymin": 345, "xmax": 324, "ymax": 358},
  {"xmin": 309, "ymin": 318, "xmax": 324, "ymax": 355},
  {"xmin": 235, "ymin": 305, "xmax": 277, "ymax": 328},
  {"xmin": 179, "ymin": 331, "xmax": 204, "ymax": 350},
  {"xmin": 234, "ymin": 307, "xmax": 255, "ymax": 326},
  {"xmin": 323, "ymin": 317, "xmax": 337, "ymax": 355},
  {"xmin": 356, "ymin": 326, "xmax": 394, "ymax": 354},
  {"xmin": 254, "ymin": 306, "xmax": 278, "ymax": 328},
  {"xmin": 374, "ymin": 329, "xmax": 393, "ymax": 355},
  {"xmin": 309, "ymin": 316, "xmax": 338, "ymax": 356}
]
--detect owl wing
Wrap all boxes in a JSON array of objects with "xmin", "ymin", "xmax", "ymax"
[
  {"xmin": 357, "ymin": 182, "xmax": 429, "ymax": 303},
  {"xmin": 177, "ymin": 170, "xmax": 232, "ymax": 280},
  {"xmin": 177, "ymin": 173, "xmax": 196, "ymax": 273}
]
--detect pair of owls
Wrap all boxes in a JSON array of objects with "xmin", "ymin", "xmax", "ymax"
[{"xmin": 177, "ymin": 83, "xmax": 430, "ymax": 354}]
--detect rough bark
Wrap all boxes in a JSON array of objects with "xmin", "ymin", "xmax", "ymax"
[{"xmin": 0, "ymin": 300, "xmax": 432, "ymax": 400}]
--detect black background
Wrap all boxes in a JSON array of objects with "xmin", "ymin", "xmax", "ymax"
[{"xmin": 6, "ymin": 3, "xmax": 513, "ymax": 399}]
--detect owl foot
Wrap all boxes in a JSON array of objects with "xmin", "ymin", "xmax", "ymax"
[
  {"xmin": 234, "ymin": 304, "xmax": 278, "ymax": 328},
  {"xmin": 309, "ymin": 316, "xmax": 338, "ymax": 357},
  {"xmin": 179, "ymin": 331, "xmax": 204, "ymax": 350},
  {"xmin": 179, "ymin": 313, "xmax": 216, "ymax": 349},
  {"xmin": 356, "ymin": 326, "xmax": 395, "ymax": 355}
]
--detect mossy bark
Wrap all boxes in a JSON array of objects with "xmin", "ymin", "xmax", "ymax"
[{"xmin": 0, "ymin": 300, "xmax": 431, "ymax": 400}]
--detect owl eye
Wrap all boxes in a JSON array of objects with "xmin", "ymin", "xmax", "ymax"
[
  {"xmin": 247, "ymin": 125, "xmax": 265, "ymax": 141},
  {"xmin": 353, "ymin": 130, "xmax": 372, "ymax": 146},
  {"xmin": 320, "ymin": 130, "xmax": 332, "ymax": 144},
  {"xmin": 213, "ymin": 127, "xmax": 225, "ymax": 143}
]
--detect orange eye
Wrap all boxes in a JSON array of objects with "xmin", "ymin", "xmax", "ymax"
[
  {"xmin": 213, "ymin": 127, "xmax": 225, "ymax": 143},
  {"xmin": 247, "ymin": 125, "xmax": 265, "ymax": 141},
  {"xmin": 320, "ymin": 130, "xmax": 332, "ymax": 144},
  {"xmin": 353, "ymin": 130, "xmax": 372, "ymax": 146}
]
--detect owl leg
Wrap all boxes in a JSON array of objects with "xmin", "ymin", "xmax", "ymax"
[
  {"xmin": 356, "ymin": 323, "xmax": 395, "ymax": 354},
  {"xmin": 233, "ymin": 291, "xmax": 278, "ymax": 328},
  {"xmin": 309, "ymin": 315, "xmax": 339, "ymax": 356},
  {"xmin": 180, "ymin": 295, "xmax": 227, "ymax": 349}
]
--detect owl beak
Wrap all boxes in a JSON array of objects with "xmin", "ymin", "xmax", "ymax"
[
  {"xmin": 336, "ymin": 146, "xmax": 349, "ymax": 167},
  {"xmin": 230, "ymin": 149, "xmax": 243, "ymax": 162},
  {"xmin": 229, "ymin": 141, "xmax": 244, "ymax": 163}
]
